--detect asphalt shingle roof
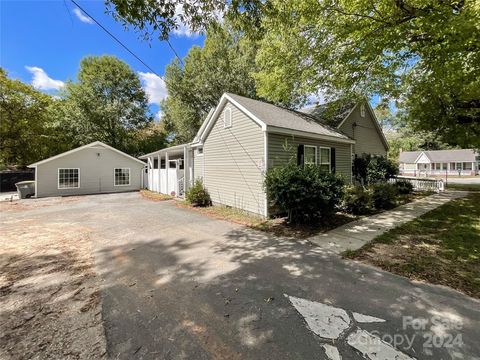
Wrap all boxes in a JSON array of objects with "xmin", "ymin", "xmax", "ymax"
[
  {"xmin": 226, "ymin": 93, "xmax": 351, "ymax": 140},
  {"xmin": 300, "ymin": 99, "xmax": 357, "ymax": 127},
  {"xmin": 399, "ymin": 149, "xmax": 478, "ymax": 163}
]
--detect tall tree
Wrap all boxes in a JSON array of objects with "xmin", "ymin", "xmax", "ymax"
[
  {"xmin": 62, "ymin": 55, "xmax": 152, "ymax": 152},
  {"xmin": 105, "ymin": 1, "xmax": 479, "ymax": 147},
  {"xmin": 0, "ymin": 68, "xmax": 60, "ymax": 168},
  {"xmin": 106, "ymin": 0, "xmax": 226, "ymax": 40},
  {"xmin": 247, "ymin": 0, "xmax": 480, "ymax": 147},
  {"xmin": 160, "ymin": 21, "xmax": 258, "ymax": 143}
]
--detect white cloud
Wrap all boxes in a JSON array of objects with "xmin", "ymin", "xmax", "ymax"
[
  {"xmin": 25, "ymin": 66, "xmax": 64, "ymax": 90},
  {"xmin": 306, "ymin": 90, "xmax": 327, "ymax": 105},
  {"xmin": 138, "ymin": 72, "xmax": 168, "ymax": 104},
  {"xmin": 154, "ymin": 110, "xmax": 163, "ymax": 121},
  {"xmin": 171, "ymin": 5, "xmax": 199, "ymax": 37},
  {"xmin": 171, "ymin": 4, "xmax": 223, "ymax": 37},
  {"xmin": 73, "ymin": 8, "xmax": 94, "ymax": 24}
]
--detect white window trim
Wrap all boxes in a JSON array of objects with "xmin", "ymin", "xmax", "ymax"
[
  {"xmin": 57, "ymin": 168, "xmax": 80, "ymax": 189},
  {"xmin": 114, "ymin": 168, "xmax": 131, "ymax": 186},
  {"xmin": 303, "ymin": 145, "xmax": 317, "ymax": 165},
  {"xmin": 223, "ymin": 107, "xmax": 232, "ymax": 129},
  {"xmin": 319, "ymin": 146, "xmax": 331, "ymax": 172},
  {"xmin": 360, "ymin": 104, "xmax": 365, "ymax": 117}
]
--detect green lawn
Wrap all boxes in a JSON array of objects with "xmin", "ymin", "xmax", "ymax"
[
  {"xmin": 446, "ymin": 183, "xmax": 480, "ymax": 192},
  {"xmin": 345, "ymin": 193, "xmax": 480, "ymax": 298}
]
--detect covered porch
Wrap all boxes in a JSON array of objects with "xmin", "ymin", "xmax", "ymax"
[{"xmin": 139, "ymin": 144, "xmax": 192, "ymax": 198}]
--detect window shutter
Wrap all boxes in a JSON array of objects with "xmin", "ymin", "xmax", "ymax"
[
  {"xmin": 331, "ymin": 148, "xmax": 336, "ymax": 173},
  {"xmin": 297, "ymin": 145, "xmax": 304, "ymax": 166}
]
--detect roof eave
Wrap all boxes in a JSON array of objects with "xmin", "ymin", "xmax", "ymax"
[{"xmin": 266, "ymin": 126, "xmax": 356, "ymax": 144}]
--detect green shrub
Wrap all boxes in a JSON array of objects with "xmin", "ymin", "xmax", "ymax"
[
  {"xmin": 367, "ymin": 156, "xmax": 398, "ymax": 183},
  {"xmin": 264, "ymin": 163, "xmax": 345, "ymax": 224},
  {"xmin": 393, "ymin": 180, "xmax": 414, "ymax": 195},
  {"xmin": 353, "ymin": 154, "xmax": 398, "ymax": 184},
  {"xmin": 185, "ymin": 179, "xmax": 211, "ymax": 207},
  {"xmin": 370, "ymin": 182, "xmax": 398, "ymax": 210},
  {"xmin": 342, "ymin": 185, "xmax": 373, "ymax": 215}
]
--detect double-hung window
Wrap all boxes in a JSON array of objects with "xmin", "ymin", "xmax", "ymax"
[
  {"xmin": 319, "ymin": 147, "xmax": 331, "ymax": 172},
  {"xmin": 114, "ymin": 168, "xmax": 130, "ymax": 186},
  {"xmin": 304, "ymin": 145, "xmax": 317, "ymax": 165},
  {"xmin": 58, "ymin": 168, "xmax": 80, "ymax": 189}
]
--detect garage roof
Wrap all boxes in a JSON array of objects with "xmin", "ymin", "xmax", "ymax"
[{"xmin": 28, "ymin": 141, "xmax": 145, "ymax": 167}]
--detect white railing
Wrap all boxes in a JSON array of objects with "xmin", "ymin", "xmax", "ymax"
[
  {"xmin": 389, "ymin": 176, "xmax": 445, "ymax": 192},
  {"xmin": 177, "ymin": 177, "xmax": 185, "ymax": 198}
]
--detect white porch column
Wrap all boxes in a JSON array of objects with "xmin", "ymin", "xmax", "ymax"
[
  {"xmin": 183, "ymin": 146, "xmax": 189, "ymax": 194},
  {"xmin": 147, "ymin": 156, "xmax": 153, "ymax": 190},
  {"xmin": 157, "ymin": 154, "xmax": 161, "ymax": 193},
  {"xmin": 165, "ymin": 151, "xmax": 169, "ymax": 195}
]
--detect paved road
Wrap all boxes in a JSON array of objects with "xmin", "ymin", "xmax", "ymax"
[
  {"xmin": 446, "ymin": 177, "xmax": 480, "ymax": 185},
  {"xmin": 9, "ymin": 193, "xmax": 480, "ymax": 359}
]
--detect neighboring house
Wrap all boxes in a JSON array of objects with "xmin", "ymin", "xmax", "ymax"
[
  {"xmin": 29, "ymin": 141, "xmax": 145, "ymax": 198},
  {"xmin": 141, "ymin": 93, "xmax": 389, "ymax": 217},
  {"xmin": 399, "ymin": 149, "xmax": 480, "ymax": 177}
]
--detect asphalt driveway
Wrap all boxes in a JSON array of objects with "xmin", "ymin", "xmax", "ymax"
[{"xmin": 2, "ymin": 192, "xmax": 479, "ymax": 359}]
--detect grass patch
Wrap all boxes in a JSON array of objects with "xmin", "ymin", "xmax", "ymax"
[
  {"xmin": 175, "ymin": 200, "xmax": 358, "ymax": 238},
  {"xmin": 252, "ymin": 213, "xmax": 358, "ymax": 239},
  {"xmin": 140, "ymin": 189, "xmax": 173, "ymax": 201},
  {"xmin": 175, "ymin": 201, "xmax": 265, "ymax": 226},
  {"xmin": 175, "ymin": 191, "xmax": 433, "ymax": 239},
  {"xmin": 446, "ymin": 183, "xmax": 480, "ymax": 192},
  {"xmin": 345, "ymin": 193, "xmax": 480, "ymax": 298}
]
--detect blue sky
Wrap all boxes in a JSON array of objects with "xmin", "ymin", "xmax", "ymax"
[{"xmin": 0, "ymin": 0, "xmax": 205, "ymax": 117}]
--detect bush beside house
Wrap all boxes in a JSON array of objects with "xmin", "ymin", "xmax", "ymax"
[
  {"xmin": 342, "ymin": 185, "xmax": 373, "ymax": 215},
  {"xmin": 353, "ymin": 154, "xmax": 398, "ymax": 184},
  {"xmin": 185, "ymin": 179, "xmax": 211, "ymax": 207},
  {"xmin": 264, "ymin": 164, "xmax": 345, "ymax": 224}
]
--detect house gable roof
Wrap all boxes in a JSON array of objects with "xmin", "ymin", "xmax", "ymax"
[
  {"xmin": 301, "ymin": 99, "xmax": 389, "ymax": 150},
  {"xmin": 28, "ymin": 141, "xmax": 145, "ymax": 167},
  {"xmin": 399, "ymin": 149, "xmax": 478, "ymax": 163},
  {"xmin": 197, "ymin": 93, "xmax": 353, "ymax": 144},
  {"xmin": 301, "ymin": 99, "xmax": 357, "ymax": 128}
]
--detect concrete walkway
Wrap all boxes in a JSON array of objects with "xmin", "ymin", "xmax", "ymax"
[{"xmin": 309, "ymin": 191, "xmax": 468, "ymax": 254}]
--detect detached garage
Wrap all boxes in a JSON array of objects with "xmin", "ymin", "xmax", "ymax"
[{"xmin": 28, "ymin": 141, "xmax": 145, "ymax": 198}]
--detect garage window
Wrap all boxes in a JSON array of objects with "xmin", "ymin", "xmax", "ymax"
[
  {"xmin": 58, "ymin": 168, "xmax": 80, "ymax": 189},
  {"xmin": 114, "ymin": 168, "xmax": 130, "ymax": 186}
]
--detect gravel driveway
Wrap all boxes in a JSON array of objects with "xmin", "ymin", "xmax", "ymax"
[{"xmin": 1, "ymin": 192, "xmax": 479, "ymax": 359}]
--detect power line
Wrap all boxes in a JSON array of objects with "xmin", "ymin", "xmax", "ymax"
[{"xmin": 70, "ymin": 0, "xmax": 162, "ymax": 78}]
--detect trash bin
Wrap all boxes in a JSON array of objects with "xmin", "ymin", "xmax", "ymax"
[{"xmin": 15, "ymin": 181, "xmax": 35, "ymax": 199}]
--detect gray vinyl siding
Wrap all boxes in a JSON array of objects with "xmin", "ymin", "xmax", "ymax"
[
  {"xmin": 339, "ymin": 105, "xmax": 387, "ymax": 156},
  {"xmin": 35, "ymin": 145, "xmax": 144, "ymax": 197},
  {"xmin": 203, "ymin": 101, "xmax": 266, "ymax": 216},
  {"xmin": 193, "ymin": 148, "xmax": 204, "ymax": 180},
  {"xmin": 267, "ymin": 133, "xmax": 352, "ymax": 183}
]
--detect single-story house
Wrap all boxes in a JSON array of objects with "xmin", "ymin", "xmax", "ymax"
[
  {"xmin": 399, "ymin": 149, "xmax": 480, "ymax": 177},
  {"xmin": 141, "ymin": 93, "xmax": 389, "ymax": 217},
  {"xmin": 29, "ymin": 141, "xmax": 145, "ymax": 198}
]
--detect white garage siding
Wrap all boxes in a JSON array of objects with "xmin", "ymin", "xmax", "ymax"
[
  {"xmin": 34, "ymin": 144, "xmax": 144, "ymax": 197},
  {"xmin": 203, "ymin": 101, "xmax": 266, "ymax": 216}
]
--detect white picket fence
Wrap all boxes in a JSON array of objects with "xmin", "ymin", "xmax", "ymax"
[{"xmin": 389, "ymin": 176, "xmax": 445, "ymax": 193}]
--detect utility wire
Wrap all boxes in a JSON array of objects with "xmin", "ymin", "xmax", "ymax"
[{"xmin": 70, "ymin": 0, "xmax": 162, "ymax": 77}]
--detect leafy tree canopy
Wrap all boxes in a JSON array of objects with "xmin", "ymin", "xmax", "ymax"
[
  {"xmin": 246, "ymin": 0, "xmax": 480, "ymax": 147},
  {"xmin": 160, "ymin": 21, "xmax": 258, "ymax": 143},
  {"xmin": 105, "ymin": 0, "xmax": 479, "ymax": 147},
  {"xmin": 0, "ymin": 68, "xmax": 60, "ymax": 168},
  {"xmin": 106, "ymin": 0, "xmax": 226, "ymax": 40},
  {"xmin": 61, "ymin": 55, "xmax": 153, "ymax": 152}
]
